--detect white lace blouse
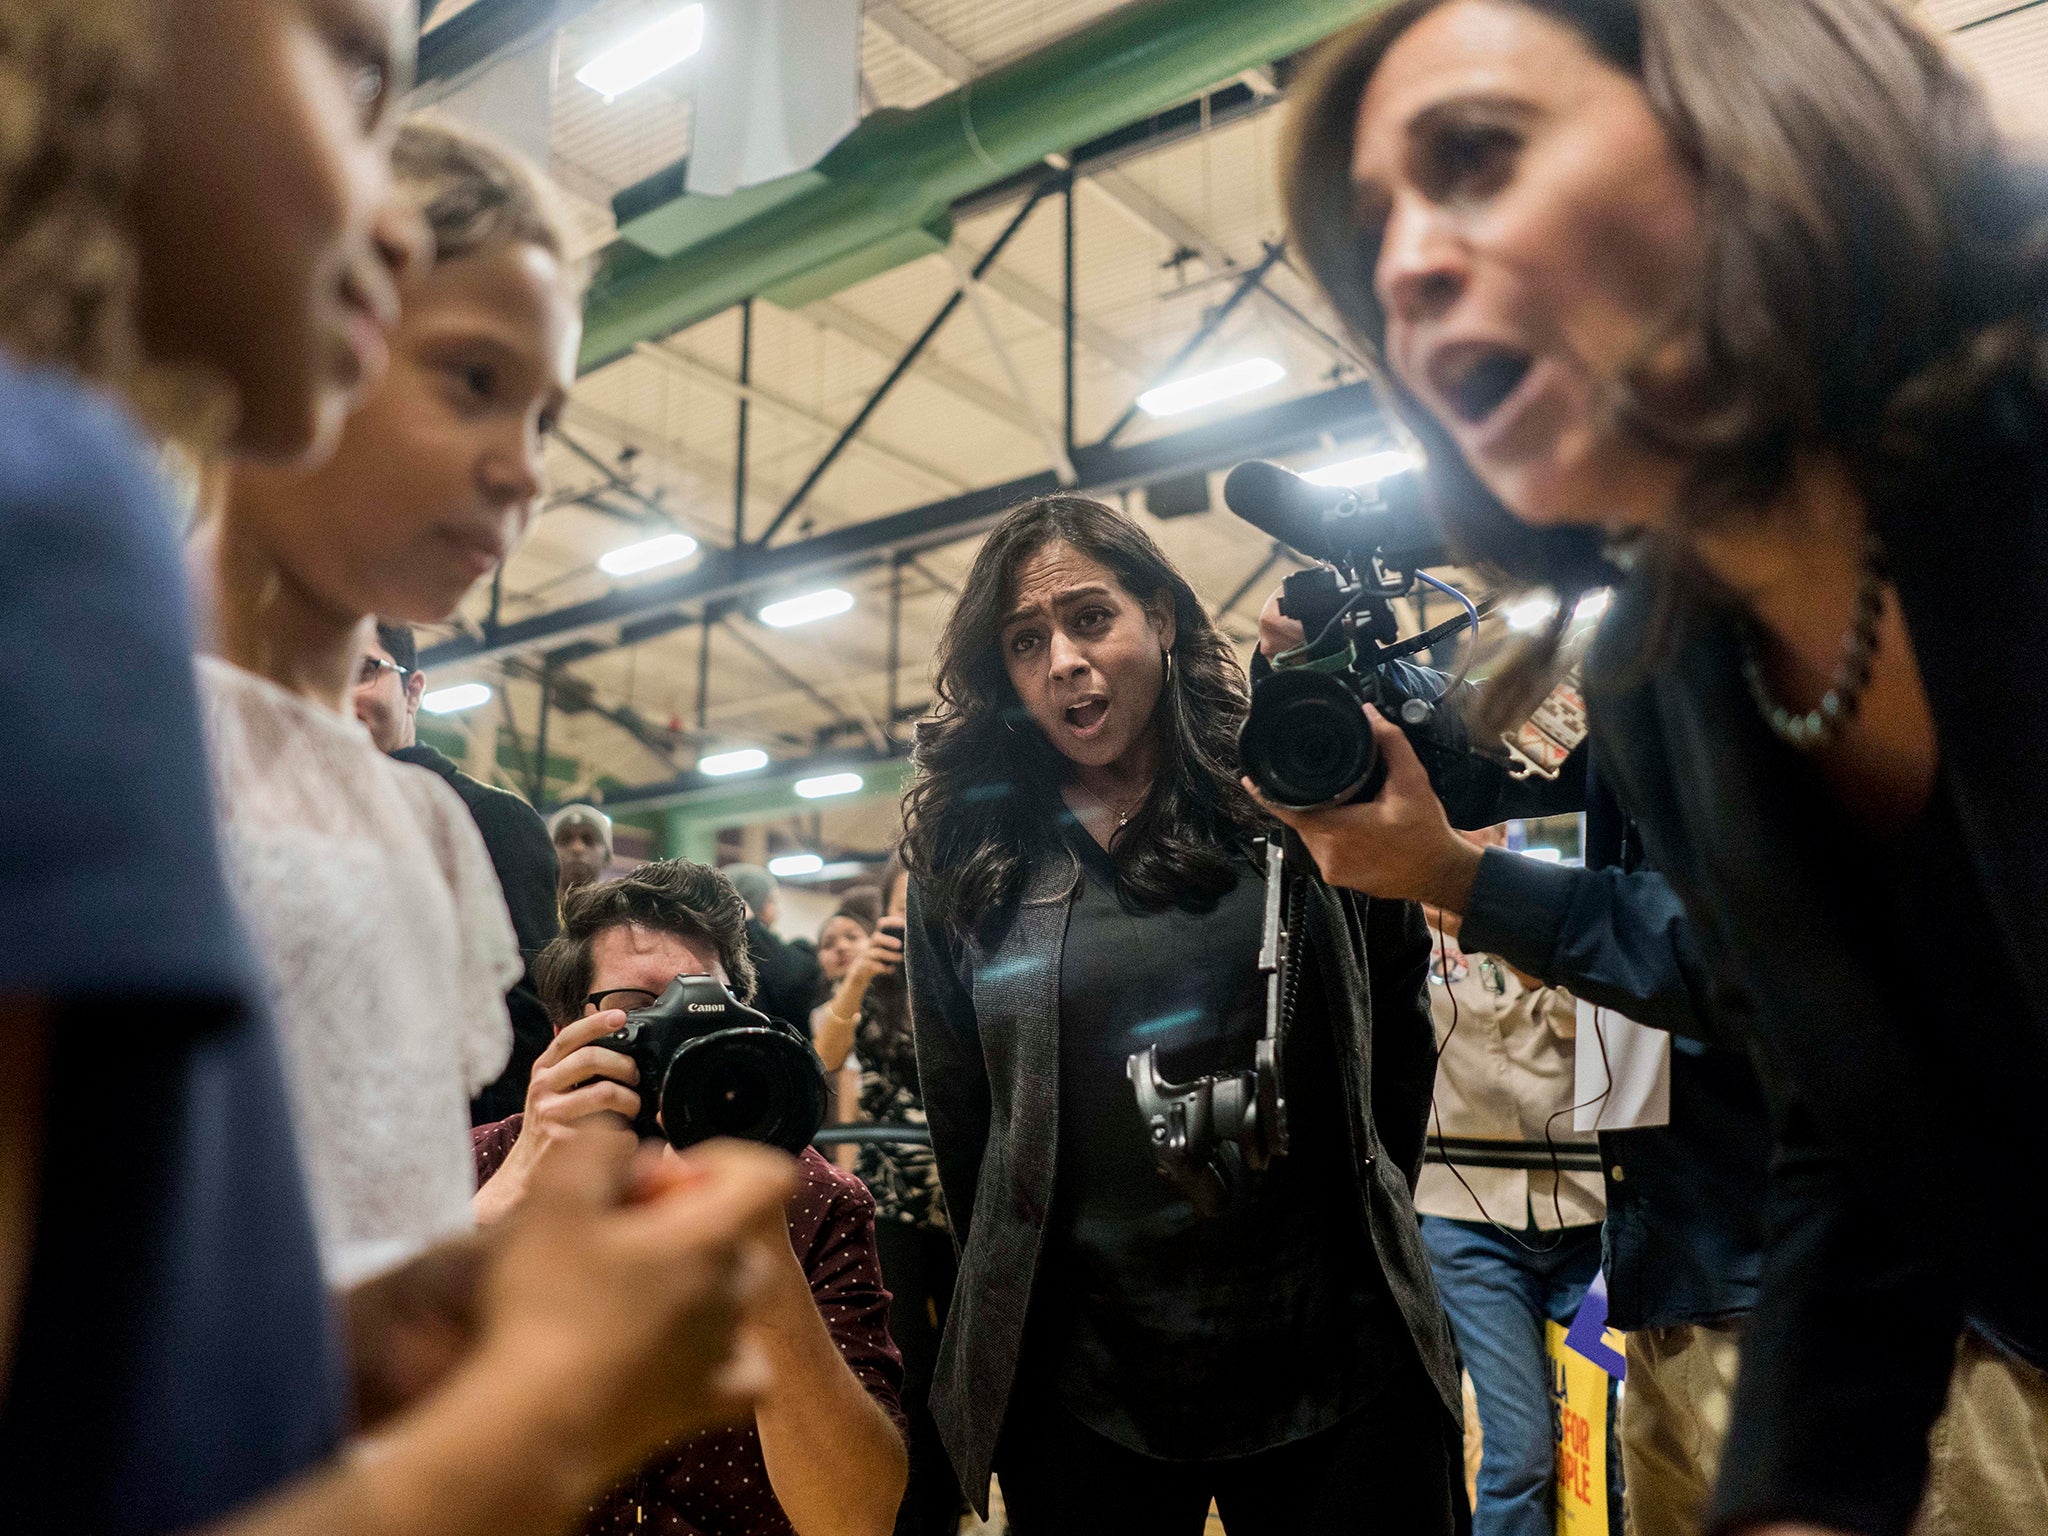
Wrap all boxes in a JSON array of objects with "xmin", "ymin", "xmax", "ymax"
[{"xmin": 199, "ymin": 657, "xmax": 518, "ymax": 1287}]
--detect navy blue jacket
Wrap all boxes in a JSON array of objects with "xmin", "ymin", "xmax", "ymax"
[{"xmin": 1459, "ymin": 844, "xmax": 1770, "ymax": 1332}]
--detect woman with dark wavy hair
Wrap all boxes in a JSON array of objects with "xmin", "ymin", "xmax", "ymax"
[
  {"xmin": 1267, "ymin": 4, "xmax": 2048, "ymax": 1535},
  {"xmin": 900, "ymin": 494, "xmax": 1466, "ymax": 1536}
]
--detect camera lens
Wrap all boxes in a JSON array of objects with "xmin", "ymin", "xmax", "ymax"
[
  {"xmin": 1239, "ymin": 668, "xmax": 1383, "ymax": 810},
  {"xmin": 659, "ymin": 1028, "xmax": 827, "ymax": 1154}
]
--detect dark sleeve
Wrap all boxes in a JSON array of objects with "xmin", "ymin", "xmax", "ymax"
[
  {"xmin": 1361, "ymin": 892, "xmax": 1436, "ymax": 1191},
  {"xmin": 468, "ymin": 789, "xmax": 560, "ymax": 959},
  {"xmin": 905, "ymin": 884, "xmax": 991, "ymax": 1246},
  {"xmin": 1709, "ymin": 1089, "xmax": 1962, "ymax": 1536},
  {"xmin": 0, "ymin": 379, "xmax": 251, "ymax": 1003},
  {"xmin": 471, "ymin": 1113, "xmax": 523, "ymax": 1186},
  {"xmin": 462, "ymin": 788, "xmax": 558, "ymax": 1125},
  {"xmin": 798, "ymin": 1168, "xmax": 906, "ymax": 1430},
  {"xmin": 1458, "ymin": 847, "xmax": 1736, "ymax": 1049}
]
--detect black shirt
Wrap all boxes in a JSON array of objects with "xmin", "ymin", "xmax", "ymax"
[
  {"xmin": 1870, "ymin": 775, "xmax": 2048, "ymax": 1371},
  {"xmin": 1026, "ymin": 816, "xmax": 1399, "ymax": 1460},
  {"xmin": 747, "ymin": 916, "xmax": 826, "ymax": 1029},
  {"xmin": 390, "ymin": 743, "xmax": 559, "ymax": 1124}
]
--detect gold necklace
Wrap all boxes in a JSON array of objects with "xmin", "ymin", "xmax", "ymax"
[{"xmin": 1069, "ymin": 776, "xmax": 1150, "ymax": 829}]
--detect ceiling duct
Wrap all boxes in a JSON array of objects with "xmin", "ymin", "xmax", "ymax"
[{"xmin": 578, "ymin": 0, "xmax": 1387, "ymax": 372}]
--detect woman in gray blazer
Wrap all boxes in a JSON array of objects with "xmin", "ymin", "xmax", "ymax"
[{"xmin": 900, "ymin": 495, "xmax": 1466, "ymax": 1536}]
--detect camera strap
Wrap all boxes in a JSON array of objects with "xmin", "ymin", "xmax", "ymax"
[{"xmin": 1252, "ymin": 835, "xmax": 1295, "ymax": 1168}]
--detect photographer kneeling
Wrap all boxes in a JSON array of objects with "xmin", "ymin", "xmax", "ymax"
[
  {"xmin": 472, "ymin": 860, "xmax": 909, "ymax": 1536},
  {"xmin": 902, "ymin": 495, "xmax": 1465, "ymax": 1536}
]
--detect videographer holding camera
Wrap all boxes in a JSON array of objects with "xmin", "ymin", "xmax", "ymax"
[
  {"xmin": 900, "ymin": 495, "xmax": 1465, "ymax": 1536},
  {"xmin": 470, "ymin": 859, "xmax": 909, "ymax": 1536}
]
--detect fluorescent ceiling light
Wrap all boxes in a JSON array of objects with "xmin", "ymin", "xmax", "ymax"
[
  {"xmin": 1574, "ymin": 589, "xmax": 1612, "ymax": 622},
  {"xmin": 1303, "ymin": 449, "xmax": 1420, "ymax": 487},
  {"xmin": 768, "ymin": 853, "xmax": 825, "ymax": 879},
  {"xmin": 698, "ymin": 747, "xmax": 768, "ymax": 777},
  {"xmin": 421, "ymin": 682, "xmax": 492, "ymax": 715},
  {"xmin": 575, "ymin": 3, "xmax": 705, "ymax": 101},
  {"xmin": 794, "ymin": 772, "xmax": 863, "ymax": 800},
  {"xmin": 1137, "ymin": 358, "xmax": 1285, "ymax": 418},
  {"xmin": 1521, "ymin": 846, "xmax": 1565, "ymax": 863},
  {"xmin": 758, "ymin": 588, "xmax": 854, "ymax": 628},
  {"xmin": 599, "ymin": 532, "xmax": 698, "ymax": 577}
]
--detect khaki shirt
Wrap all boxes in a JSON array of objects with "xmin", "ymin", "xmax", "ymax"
[{"xmin": 1413, "ymin": 934, "xmax": 1606, "ymax": 1230}]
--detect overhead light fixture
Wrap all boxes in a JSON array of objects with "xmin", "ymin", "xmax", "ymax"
[
  {"xmin": 794, "ymin": 772, "xmax": 863, "ymax": 800},
  {"xmin": 1303, "ymin": 449, "xmax": 1420, "ymax": 487},
  {"xmin": 599, "ymin": 532, "xmax": 699, "ymax": 577},
  {"xmin": 421, "ymin": 682, "xmax": 492, "ymax": 715},
  {"xmin": 768, "ymin": 852, "xmax": 825, "ymax": 879},
  {"xmin": 758, "ymin": 588, "xmax": 854, "ymax": 628},
  {"xmin": 1137, "ymin": 358, "xmax": 1285, "ymax": 418},
  {"xmin": 698, "ymin": 747, "xmax": 769, "ymax": 777},
  {"xmin": 575, "ymin": 3, "xmax": 706, "ymax": 101},
  {"xmin": 1574, "ymin": 590, "xmax": 1612, "ymax": 623},
  {"xmin": 1520, "ymin": 846, "xmax": 1565, "ymax": 863}
]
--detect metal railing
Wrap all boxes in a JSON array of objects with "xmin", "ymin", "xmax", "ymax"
[{"xmin": 816, "ymin": 1124, "xmax": 1603, "ymax": 1173}]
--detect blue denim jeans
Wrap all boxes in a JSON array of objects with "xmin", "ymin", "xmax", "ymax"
[{"xmin": 1422, "ymin": 1215, "xmax": 1605, "ymax": 1536}]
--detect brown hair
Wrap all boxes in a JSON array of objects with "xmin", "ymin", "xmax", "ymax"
[
  {"xmin": 1285, "ymin": 0, "xmax": 2048, "ymax": 712},
  {"xmin": 536, "ymin": 858, "xmax": 758, "ymax": 1024},
  {"xmin": 393, "ymin": 118, "xmax": 583, "ymax": 288},
  {"xmin": 901, "ymin": 495, "xmax": 1263, "ymax": 931},
  {"xmin": 0, "ymin": 2, "xmax": 149, "ymax": 390}
]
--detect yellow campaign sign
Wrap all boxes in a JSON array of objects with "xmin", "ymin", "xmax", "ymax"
[{"xmin": 1547, "ymin": 1319, "xmax": 1615, "ymax": 1536}]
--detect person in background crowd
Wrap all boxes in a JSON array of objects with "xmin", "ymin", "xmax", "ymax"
[
  {"xmin": 1414, "ymin": 830, "xmax": 1604, "ymax": 1536},
  {"xmin": 195, "ymin": 115, "xmax": 579, "ymax": 1288},
  {"xmin": 728, "ymin": 862, "xmax": 827, "ymax": 1029},
  {"xmin": 902, "ymin": 495, "xmax": 1466, "ymax": 1536},
  {"xmin": 814, "ymin": 859, "xmax": 965, "ymax": 1536},
  {"xmin": 814, "ymin": 888, "xmax": 882, "ymax": 1166},
  {"xmin": 817, "ymin": 887, "xmax": 882, "ymax": 993},
  {"xmin": 472, "ymin": 859, "xmax": 909, "ymax": 1536},
  {"xmin": 1280, "ymin": 5, "xmax": 2048, "ymax": 1531},
  {"xmin": 0, "ymin": 4, "xmax": 787, "ymax": 1534},
  {"xmin": 358, "ymin": 619, "xmax": 560, "ymax": 1124},
  {"xmin": 551, "ymin": 800, "xmax": 614, "ymax": 895}
]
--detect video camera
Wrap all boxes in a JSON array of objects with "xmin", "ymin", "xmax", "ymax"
[
  {"xmin": 1123, "ymin": 458, "xmax": 1590, "ymax": 1214},
  {"xmin": 592, "ymin": 974, "xmax": 828, "ymax": 1154},
  {"xmin": 1228, "ymin": 458, "xmax": 1526, "ymax": 813}
]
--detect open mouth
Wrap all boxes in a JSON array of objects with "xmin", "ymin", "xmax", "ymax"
[
  {"xmin": 1432, "ymin": 344, "xmax": 1534, "ymax": 427},
  {"xmin": 1064, "ymin": 698, "xmax": 1109, "ymax": 732}
]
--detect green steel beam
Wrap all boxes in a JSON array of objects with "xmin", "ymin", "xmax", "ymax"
[{"xmin": 578, "ymin": 0, "xmax": 1384, "ymax": 371}]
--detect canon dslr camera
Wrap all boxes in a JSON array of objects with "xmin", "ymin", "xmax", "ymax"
[{"xmin": 594, "ymin": 974, "xmax": 827, "ymax": 1154}]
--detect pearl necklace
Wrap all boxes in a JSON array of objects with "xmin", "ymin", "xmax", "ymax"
[{"xmin": 1739, "ymin": 533, "xmax": 1888, "ymax": 752}]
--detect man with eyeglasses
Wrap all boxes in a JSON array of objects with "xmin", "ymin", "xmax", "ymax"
[
  {"xmin": 355, "ymin": 621, "xmax": 560, "ymax": 1122},
  {"xmin": 469, "ymin": 858, "xmax": 911, "ymax": 1536}
]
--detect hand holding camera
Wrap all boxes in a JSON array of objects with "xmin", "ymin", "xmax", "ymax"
[
  {"xmin": 1242, "ymin": 706, "xmax": 1484, "ymax": 913},
  {"xmin": 851, "ymin": 917, "xmax": 905, "ymax": 989},
  {"xmin": 591, "ymin": 974, "xmax": 828, "ymax": 1154}
]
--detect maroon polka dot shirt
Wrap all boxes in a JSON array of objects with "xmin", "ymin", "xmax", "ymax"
[{"xmin": 473, "ymin": 1123, "xmax": 906, "ymax": 1535}]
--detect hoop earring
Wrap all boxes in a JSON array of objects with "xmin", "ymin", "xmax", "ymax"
[{"xmin": 1163, "ymin": 649, "xmax": 1174, "ymax": 683}]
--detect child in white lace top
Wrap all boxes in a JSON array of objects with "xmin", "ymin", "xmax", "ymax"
[{"xmin": 195, "ymin": 120, "xmax": 583, "ymax": 1287}]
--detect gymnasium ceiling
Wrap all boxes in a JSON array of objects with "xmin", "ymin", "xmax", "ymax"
[{"xmin": 405, "ymin": 0, "xmax": 2048, "ymax": 855}]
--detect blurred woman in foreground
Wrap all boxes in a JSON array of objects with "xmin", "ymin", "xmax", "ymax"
[{"xmin": 1275, "ymin": 4, "xmax": 2048, "ymax": 1533}]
